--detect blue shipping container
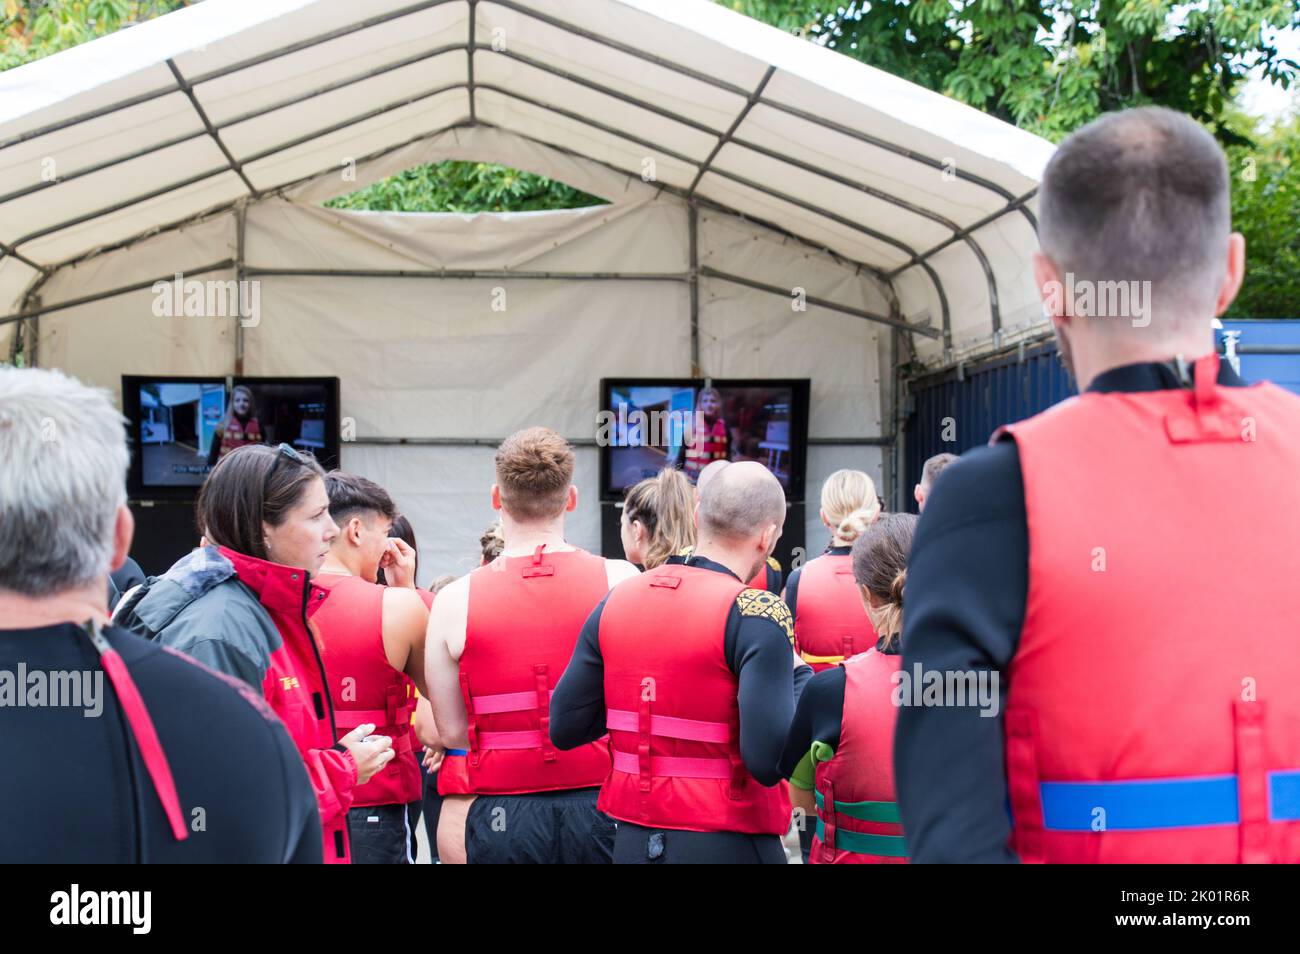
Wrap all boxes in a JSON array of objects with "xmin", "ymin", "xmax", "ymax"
[{"xmin": 902, "ymin": 319, "xmax": 1300, "ymax": 510}]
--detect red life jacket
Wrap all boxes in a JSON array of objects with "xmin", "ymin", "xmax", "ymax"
[
  {"xmin": 597, "ymin": 563, "xmax": 791, "ymax": 835},
  {"xmin": 314, "ymin": 574, "xmax": 421, "ymax": 808},
  {"xmin": 219, "ymin": 547, "xmax": 354, "ymax": 864},
  {"xmin": 458, "ymin": 546, "xmax": 612, "ymax": 795},
  {"xmin": 811, "ymin": 650, "xmax": 907, "ymax": 863},
  {"xmin": 684, "ymin": 416, "xmax": 727, "ymax": 479},
  {"xmin": 218, "ymin": 415, "xmax": 261, "ymax": 458},
  {"xmin": 998, "ymin": 355, "xmax": 1300, "ymax": 863},
  {"xmin": 794, "ymin": 552, "xmax": 875, "ymax": 671},
  {"xmin": 437, "ymin": 751, "xmax": 471, "ymax": 795}
]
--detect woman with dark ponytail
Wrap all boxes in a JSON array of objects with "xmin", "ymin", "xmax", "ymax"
[{"xmin": 778, "ymin": 512, "xmax": 917, "ymax": 863}]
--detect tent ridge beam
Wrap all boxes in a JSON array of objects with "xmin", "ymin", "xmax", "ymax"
[
  {"xmin": 166, "ymin": 59, "xmax": 259, "ymax": 198},
  {"xmin": 242, "ymin": 268, "xmax": 689, "ymax": 280},
  {"xmin": 700, "ymin": 266, "xmax": 938, "ymax": 338},
  {"xmin": 687, "ymin": 65, "xmax": 775, "ymax": 199},
  {"xmin": 885, "ymin": 187, "xmax": 1038, "ymax": 279},
  {"xmin": 0, "ymin": 0, "xmax": 459, "ymax": 153},
  {"xmin": 468, "ymin": 0, "xmax": 478, "ymax": 123},
  {"xmin": 0, "ymin": 46, "xmax": 466, "ymax": 209},
  {"xmin": 0, "ymin": 259, "xmax": 236, "ymax": 326},
  {"xmin": 491, "ymin": 0, "xmax": 1033, "ymax": 212}
]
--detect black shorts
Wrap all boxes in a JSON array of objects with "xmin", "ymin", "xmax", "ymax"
[
  {"xmin": 465, "ymin": 787, "xmax": 614, "ymax": 864},
  {"xmin": 613, "ymin": 822, "xmax": 787, "ymax": 864},
  {"xmin": 347, "ymin": 803, "xmax": 413, "ymax": 864}
]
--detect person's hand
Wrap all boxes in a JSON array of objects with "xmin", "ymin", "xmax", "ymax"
[
  {"xmin": 423, "ymin": 745, "xmax": 446, "ymax": 773},
  {"xmin": 379, "ymin": 538, "xmax": 418, "ymax": 589},
  {"xmin": 339, "ymin": 723, "xmax": 394, "ymax": 784}
]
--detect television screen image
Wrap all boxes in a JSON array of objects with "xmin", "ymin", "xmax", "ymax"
[
  {"xmin": 125, "ymin": 376, "xmax": 339, "ymax": 495},
  {"xmin": 602, "ymin": 379, "xmax": 808, "ymax": 499}
]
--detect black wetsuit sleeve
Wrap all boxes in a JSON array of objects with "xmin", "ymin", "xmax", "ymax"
[
  {"xmin": 270, "ymin": 716, "xmax": 324, "ymax": 863},
  {"xmin": 550, "ymin": 594, "xmax": 611, "ymax": 749},
  {"xmin": 724, "ymin": 603, "xmax": 811, "ymax": 786},
  {"xmin": 778, "ymin": 665, "xmax": 846, "ymax": 779},
  {"xmin": 894, "ymin": 440, "xmax": 1027, "ymax": 863},
  {"xmin": 783, "ymin": 565, "xmax": 802, "ymax": 619}
]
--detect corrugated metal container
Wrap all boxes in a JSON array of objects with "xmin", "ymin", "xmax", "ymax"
[
  {"xmin": 1219, "ymin": 319, "xmax": 1300, "ymax": 395},
  {"xmin": 902, "ymin": 320, "xmax": 1300, "ymax": 509},
  {"xmin": 903, "ymin": 339, "xmax": 1074, "ymax": 508}
]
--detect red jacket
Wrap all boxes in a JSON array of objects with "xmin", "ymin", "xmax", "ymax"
[
  {"xmin": 458, "ymin": 547, "xmax": 612, "ymax": 794},
  {"xmin": 794, "ymin": 552, "xmax": 875, "ymax": 671},
  {"xmin": 812, "ymin": 650, "xmax": 907, "ymax": 863},
  {"xmin": 597, "ymin": 563, "xmax": 790, "ymax": 835},
  {"xmin": 998, "ymin": 355, "xmax": 1300, "ymax": 863},
  {"xmin": 220, "ymin": 548, "xmax": 357, "ymax": 863},
  {"xmin": 314, "ymin": 574, "xmax": 421, "ymax": 808}
]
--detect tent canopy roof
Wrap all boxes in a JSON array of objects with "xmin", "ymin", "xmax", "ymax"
[{"xmin": 0, "ymin": 0, "xmax": 1055, "ymax": 353}]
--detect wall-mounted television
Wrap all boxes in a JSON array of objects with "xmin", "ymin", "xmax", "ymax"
[
  {"xmin": 599, "ymin": 378, "xmax": 809, "ymax": 501},
  {"xmin": 122, "ymin": 375, "xmax": 340, "ymax": 499}
]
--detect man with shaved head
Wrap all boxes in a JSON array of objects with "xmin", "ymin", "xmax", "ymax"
[
  {"xmin": 552, "ymin": 461, "xmax": 812, "ymax": 863},
  {"xmin": 897, "ymin": 106, "xmax": 1300, "ymax": 863},
  {"xmin": 666, "ymin": 458, "xmax": 786, "ymax": 593}
]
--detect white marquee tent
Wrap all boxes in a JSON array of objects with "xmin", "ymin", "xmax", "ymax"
[{"xmin": 0, "ymin": 0, "xmax": 1055, "ymax": 577}]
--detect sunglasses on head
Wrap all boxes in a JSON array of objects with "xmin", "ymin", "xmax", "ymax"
[{"xmin": 262, "ymin": 442, "xmax": 308, "ymax": 500}]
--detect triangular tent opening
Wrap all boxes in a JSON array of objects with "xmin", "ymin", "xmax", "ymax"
[{"xmin": 323, "ymin": 160, "xmax": 608, "ymax": 214}]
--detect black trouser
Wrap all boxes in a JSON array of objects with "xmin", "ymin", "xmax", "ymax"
[
  {"xmin": 347, "ymin": 803, "xmax": 413, "ymax": 864},
  {"xmin": 465, "ymin": 787, "xmax": 614, "ymax": 864},
  {"xmin": 417, "ymin": 757, "xmax": 442, "ymax": 863},
  {"xmin": 613, "ymin": 822, "xmax": 787, "ymax": 864}
]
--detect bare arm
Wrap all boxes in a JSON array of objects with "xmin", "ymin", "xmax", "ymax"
[
  {"xmin": 382, "ymin": 585, "xmax": 430, "ymax": 697},
  {"xmin": 426, "ymin": 575, "xmax": 471, "ymax": 750}
]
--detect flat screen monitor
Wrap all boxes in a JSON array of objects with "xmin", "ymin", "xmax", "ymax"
[
  {"xmin": 122, "ymin": 376, "xmax": 340, "ymax": 499},
  {"xmin": 599, "ymin": 378, "xmax": 809, "ymax": 500}
]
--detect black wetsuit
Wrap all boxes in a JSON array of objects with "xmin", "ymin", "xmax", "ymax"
[
  {"xmin": 551, "ymin": 555, "xmax": 813, "ymax": 863},
  {"xmin": 0, "ymin": 621, "xmax": 322, "ymax": 863},
  {"xmin": 895, "ymin": 359, "xmax": 1246, "ymax": 862}
]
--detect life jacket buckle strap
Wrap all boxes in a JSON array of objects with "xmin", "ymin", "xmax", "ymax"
[
  {"xmin": 535, "ymin": 664, "xmax": 556, "ymax": 763},
  {"xmin": 1234, "ymin": 699, "xmax": 1272, "ymax": 863}
]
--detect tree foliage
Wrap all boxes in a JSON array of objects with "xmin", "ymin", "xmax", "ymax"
[
  {"xmin": 2, "ymin": 1, "xmax": 189, "ymax": 70},
  {"xmin": 323, "ymin": 160, "xmax": 605, "ymax": 214},
  {"xmin": 724, "ymin": 1, "xmax": 1299, "ymax": 144}
]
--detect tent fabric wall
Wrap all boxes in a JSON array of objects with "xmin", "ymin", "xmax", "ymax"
[
  {"xmin": 0, "ymin": 0, "xmax": 1055, "ymax": 579},
  {"xmin": 31, "ymin": 124, "xmax": 893, "ymax": 578}
]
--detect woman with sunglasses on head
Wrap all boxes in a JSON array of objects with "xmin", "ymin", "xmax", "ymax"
[{"xmin": 115, "ymin": 443, "xmax": 394, "ymax": 864}]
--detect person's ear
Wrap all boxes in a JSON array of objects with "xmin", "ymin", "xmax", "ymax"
[
  {"xmin": 490, "ymin": 484, "xmax": 503, "ymax": 512},
  {"xmin": 859, "ymin": 584, "xmax": 881, "ymax": 611},
  {"xmin": 110, "ymin": 504, "xmax": 134, "ymax": 573},
  {"xmin": 1214, "ymin": 232, "xmax": 1246, "ymax": 317},
  {"xmin": 346, "ymin": 516, "xmax": 364, "ymax": 547},
  {"xmin": 914, "ymin": 485, "xmax": 923, "ymax": 505},
  {"xmin": 1034, "ymin": 250, "xmax": 1069, "ymax": 334},
  {"xmin": 819, "ymin": 508, "xmax": 832, "ymax": 530},
  {"xmin": 565, "ymin": 485, "xmax": 578, "ymax": 513}
]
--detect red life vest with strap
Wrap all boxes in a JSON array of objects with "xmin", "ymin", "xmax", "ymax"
[
  {"xmin": 314, "ymin": 574, "xmax": 421, "ymax": 807},
  {"xmin": 795, "ymin": 552, "xmax": 875, "ymax": 672},
  {"xmin": 596, "ymin": 563, "xmax": 791, "ymax": 835},
  {"xmin": 458, "ymin": 546, "xmax": 612, "ymax": 794},
  {"xmin": 219, "ymin": 415, "xmax": 261, "ymax": 458},
  {"xmin": 811, "ymin": 650, "xmax": 907, "ymax": 863},
  {"xmin": 998, "ymin": 355, "xmax": 1300, "ymax": 863}
]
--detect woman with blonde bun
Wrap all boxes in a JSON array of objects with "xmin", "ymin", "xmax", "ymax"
[
  {"xmin": 779, "ymin": 513, "xmax": 917, "ymax": 864},
  {"xmin": 783, "ymin": 469, "xmax": 880, "ymax": 673}
]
